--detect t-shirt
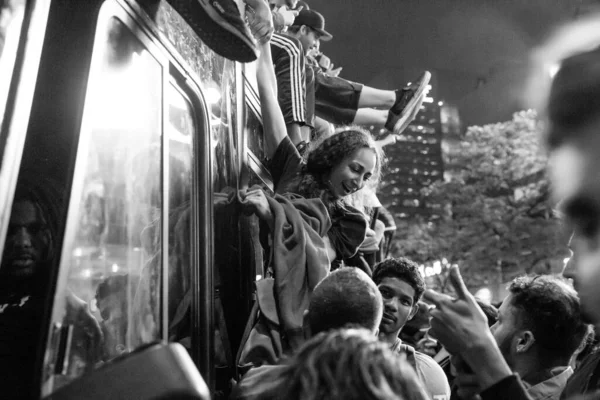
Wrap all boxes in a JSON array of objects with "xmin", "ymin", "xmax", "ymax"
[{"xmin": 392, "ymin": 339, "xmax": 451, "ymax": 400}]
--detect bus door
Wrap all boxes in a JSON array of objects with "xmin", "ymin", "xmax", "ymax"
[{"xmin": 0, "ymin": 0, "xmax": 230, "ymax": 397}]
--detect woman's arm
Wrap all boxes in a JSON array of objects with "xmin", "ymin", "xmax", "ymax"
[{"xmin": 255, "ymin": 41, "xmax": 288, "ymax": 159}]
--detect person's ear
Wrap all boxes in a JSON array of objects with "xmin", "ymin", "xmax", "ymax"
[
  {"xmin": 516, "ymin": 331, "xmax": 535, "ymax": 353},
  {"xmin": 408, "ymin": 303, "xmax": 419, "ymax": 321},
  {"xmin": 300, "ymin": 25, "xmax": 309, "ymax": 35},
  {"xmin": 302, "ymin": 309, "xmax": 311, "ymax": 339}
]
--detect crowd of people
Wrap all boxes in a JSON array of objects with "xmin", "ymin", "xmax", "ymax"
[
  {"xmin": 3, "ymin": 0, "xmax": 600, "ymax": 399},
  {"xmin": 201, "ymin": 1, "xmax": 600, "ymax": 399}
]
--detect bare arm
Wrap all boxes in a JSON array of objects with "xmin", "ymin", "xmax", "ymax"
[{"xmin": 256, "ymin": 41, "xmax": 288, "ymax": 159}]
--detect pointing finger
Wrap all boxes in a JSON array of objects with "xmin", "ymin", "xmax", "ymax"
[
  {"xmin": 448, "ymin": 265, "xmax": 470, "ymax": 299},
  {"xmin": 422, "ymin": 289, "xmax": 451, "ymax": 308}
]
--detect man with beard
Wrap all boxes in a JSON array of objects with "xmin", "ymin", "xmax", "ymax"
[
  {"xmin": 0, "ymin": 182, "xmax": 61, "ymax": 398},
  {"xmin": 486, "ymin": 275, "xmax": 587, "ymax": 400},
  {"xmin": 372, "ymin": 257, "xmax": 450, "ymax": 400},
  {"xmin": 421, "ymin": 14, "xmax": 600, "ymax": 400},
  {"xmin": 0, "ymin": 181, "xmax": 101, "ymax": 399}
]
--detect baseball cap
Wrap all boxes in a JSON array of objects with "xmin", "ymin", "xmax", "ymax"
[{"xmin": 292, "ymin": 9, "xmax": 333, "ymax": 41}]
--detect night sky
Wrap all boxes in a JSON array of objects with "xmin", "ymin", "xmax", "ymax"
[{"xmin": 307, "ymin": 0, "xmax": 597, "ymax": 128}]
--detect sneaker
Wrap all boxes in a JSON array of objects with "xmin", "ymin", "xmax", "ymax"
[
  {"xmin": 385, "ymin": 71, "xmax": 431, "ymax": 134},
  {"xmin": 168, "ymin": 0, "xmax": 258, "ymax": 63}
]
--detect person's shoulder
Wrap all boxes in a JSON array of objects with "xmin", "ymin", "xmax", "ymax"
[
  {"xmin": 231, "ymin": 365, "xmax": 283, "ymax": 400},
  {"xmin": 413, "ymin": 350, "xmax": 451, "ymax": 397},
  {"xmin": 271, "ymin": 32, "xmax": 302, "ymax": 52},
  {"xmin": 414, "ymin": 350, "xmax": 447, "ymax": 375}
]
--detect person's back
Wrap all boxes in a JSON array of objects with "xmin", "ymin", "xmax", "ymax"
[{"xmin": 231, "ymin": 267, "xmax": 386, "ymax": 399}]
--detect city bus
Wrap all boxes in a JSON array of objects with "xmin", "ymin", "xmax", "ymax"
[{"xmin": 0, "ymin": 0, "xmax": 271, "ymax": 398}]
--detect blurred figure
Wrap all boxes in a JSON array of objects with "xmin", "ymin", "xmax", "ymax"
[
  {"xmin": 372, "ymin": 257, "xmax": 451, "ymax": 400},
  {"xmin": 244, "ymin": 328, "xmax": 429, "ymax": 400}
]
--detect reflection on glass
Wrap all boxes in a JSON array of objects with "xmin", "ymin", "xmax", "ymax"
[
  {"xmin": 165, "ymin": 83, "xmax": 194, "ymax": 346},
  {"xmin": 0, "ymin": 0, "xmax": 25, "ymax": 128},
  {"xmin": 42, "ymin": 17, "xmax": 163, "ymax": 394}
]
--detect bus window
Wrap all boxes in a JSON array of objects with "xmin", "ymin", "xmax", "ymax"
[
  {"xmin": 41, "ymin": 15, "xmax": 164, "ymax": 394},
  {"xmin": 165, "ymin": 82, "xmax": 194, "ymax": 346},
  {"xmin": 0, "ymin": 0, "xmax": 24, "ymax": 127}
]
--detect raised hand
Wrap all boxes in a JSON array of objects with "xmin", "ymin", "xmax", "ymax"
[
  {"xmin": 246, "ymin": 0, "xmax": 274, "ymax": 44},
  {"xmin": 423, "ymin": 265, "xmax": 513, "ymax": 392},
  {"xmin": 423, "ymin": 265, "xmax": 490, "ymax": 355},
  {"xmin": 241, "ymin": 187, "xmax": 274, "ymax": 230}
]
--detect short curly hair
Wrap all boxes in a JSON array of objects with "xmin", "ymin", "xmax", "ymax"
[
  {"xmin": 372, "ymin": 257, "xmax": 426, "ymax": 304},
  {"xmin": 508, "ymin": 275, "xmax": 588, "ymax": 366},
  {"xmin": 297, "ymin": 126, "xmax": 383, "ymax": 202}
]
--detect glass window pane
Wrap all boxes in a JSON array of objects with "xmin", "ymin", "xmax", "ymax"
[
  {"xmin": 165, "ymin": 82, "xmax": 194, "ymax": 346},
  {"xmin": 0, "ymin": 0, "xmax": 25, "ymax": 127},
  {"xmin": 42, "ymin": 16, "xmax": 163, "ymax": 394}
]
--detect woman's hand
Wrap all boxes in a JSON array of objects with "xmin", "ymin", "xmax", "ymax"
[
  {"xmin": 246, "ymin": 0, "xmax": 274, "ymax": 44},
  {"xmin": 241, "ymin": 188, "xmax": 274, "ymax": 230}
]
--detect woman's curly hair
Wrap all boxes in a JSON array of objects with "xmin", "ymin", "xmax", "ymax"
[
  {"xmin": 255, "ymin": 328, "xmax": 428, "ymax": 400},
  {"xmin": 296, "ymin": 126, "xmax": 384, "ymax": 204}
]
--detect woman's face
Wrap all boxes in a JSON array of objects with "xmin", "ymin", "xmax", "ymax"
[{"xmin": 326, "ymin": 147, "xmax": 377, "ymax": 199}]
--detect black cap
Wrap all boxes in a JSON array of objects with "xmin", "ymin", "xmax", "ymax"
[{"xmin": 292, "ymin": 10, "xmax": 332, "ymax": 41}]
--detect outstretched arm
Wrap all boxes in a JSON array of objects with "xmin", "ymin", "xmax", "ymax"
[{"xmin": 255, "ymin": 41, "xmax": 288, "ymax": 159}]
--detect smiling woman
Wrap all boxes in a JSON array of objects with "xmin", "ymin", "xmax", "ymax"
[{"xmin": 249, "ymin": 37, "xmax": 385, "ymax": 264}]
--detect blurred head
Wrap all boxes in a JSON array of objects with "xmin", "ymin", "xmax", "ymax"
[
  {"xmin": 306, "ymin": 267, "xmax": 383, "ymax": 336},
  {"xmin": 372, "ymin": 257, "xmax": 425, "ymax": 338},
  {"xmin": 263, "ymin": 328, "xmax": 429, "ymax": 400},
  {"xmin": 491, "ymin": 275, "xmax": 588, "ymax": 371},
  {"xmin": 302, "ymin": 126, "xmax": 382, "ymax": 201},
  {"xmin": 537, "ymin": 15, "xmax": 600, "ymax": 329},
  {"xmin": 1, "ymin": 183, "xmax": 60, "ymax": 281}
]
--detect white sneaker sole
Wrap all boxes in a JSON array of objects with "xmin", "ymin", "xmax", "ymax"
[{"xmin": 393, "ymin": 71, "xmax": 432, "ymax": 134}]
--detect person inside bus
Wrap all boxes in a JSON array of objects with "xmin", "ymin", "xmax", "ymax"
[{"xmin": 0, "ymin": 179, "xmax": 102, "ymax": 398}]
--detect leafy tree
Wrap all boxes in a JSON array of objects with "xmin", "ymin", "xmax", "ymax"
[{"xmin": 388, "ymin": 110, "xmax": 569, "ymax": 297}]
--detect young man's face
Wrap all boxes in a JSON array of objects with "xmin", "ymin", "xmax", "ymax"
[
  {"xmin": 1, "ymin": 200, "xmax": 51, "ymax": 279},
  {"xmin": 549, "ymin": 121, "xmax": 600, "ymax": 328},
  {"xmin": 377, "ymin": 277, "xmax": 418, "ymax": 336},
  {"xmin": 298, "ymin": 26, "xmax": 320, "ymax": 56}
]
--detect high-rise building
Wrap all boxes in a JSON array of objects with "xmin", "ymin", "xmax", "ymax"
[{"xmin": 376, "ymin": 94, "xmax": 446, "ymax": 220}]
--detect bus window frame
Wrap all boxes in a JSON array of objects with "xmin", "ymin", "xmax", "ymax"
[
  {"xmin": 0, "ymin": 0, "xmax": 51, "ymax": 261},
  {"xmin": 39, "ymin": 0, "xmax": 216, "ymax": 394},
  {"xmin": 42, "ymin": 1, "xmax": 169, "ymax": 394}
]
